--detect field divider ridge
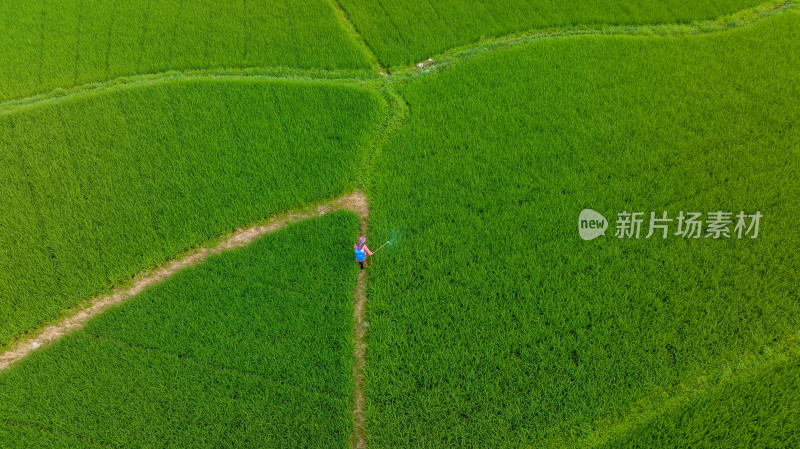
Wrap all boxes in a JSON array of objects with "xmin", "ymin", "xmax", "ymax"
[
  {"xmin": 0, "ymin": 66, "xmax": 378, "ymax": 116},
  {"xmin": 348, "ymin": 80, "xmax": 405, "ymax": 449},
  {"xmin": 357, "ymin": 79, "xmax": 411, "ymax": 193},
  {"xmin": 389, "ymin": 0, "xmax": 794, "ymax": 79},
  {"xmin": 327, "ymin": 0, "xmax": 388, "ymax": 75},
  {"xmin": 348, "ymin": 186, "xmax": 370, "ymax": 449},
  {"xmin": 0, "ymin": 190, "xmax": 370, "ymax": 372},
  {"xmin": 543, "ymin": 330, "xmax": 800, "ymax": 448}
]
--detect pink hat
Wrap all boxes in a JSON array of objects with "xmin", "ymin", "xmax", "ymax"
[{"xmin": 356, "ymin": 236, "xmax": 366, "ymax": 249}]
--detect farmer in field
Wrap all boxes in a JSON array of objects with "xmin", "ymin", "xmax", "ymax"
[{"xmin": 354, "ymin": 236, "xmax": 372, "ymax": 269}]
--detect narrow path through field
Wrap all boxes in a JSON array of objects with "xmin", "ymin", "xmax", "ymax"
[
  {"xmin": 392, "ymin": 0, "xmax": 794, "ymax": 79},
  {"xmin": 551, "ymin": 331, "xmax": 800, "ymax": 448},
  {"xmin": 0, "ymin": 66, "xmax": 372, "ymax": 116},
  {"xmin": 351, "ymin": 227, "xmax": 369, "ymax": 449},
  {"xmin": 1, "ymin": 0, "xmax": 792, "ymax": 117},
  {"xmin": 2, "ymin": 2, "xmax": 797, "ymax": 447},
  {"xmin": 0, "ymin": 191, "xmax": 370, "ymax": 374}
]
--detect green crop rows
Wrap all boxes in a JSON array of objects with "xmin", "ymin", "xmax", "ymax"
[
  {"xmin": 0, "ymin": 79, "xmax": 382, "ymax": 347},
  {"xmin": 337, "ymin": 0, "xmax": 767, "ymax": 67},
  {"xmin": 0, "ymin": 424, "xmax": 109, "ymax": 449},
  {"xmin": 1, "ymin": 0, "xmax": 799, "ymax": 448},
  {"xmin": 604, "ymin": 355, "xmax": 800, "ymax": 448},
  {"xmin": 0, "ymin": 0, "xmax": 373, "ymax": 102},
  {"xmin": 366, "ymin": 11, "xmax": 800, "ymax": 447},
  {"xmin": 0, "ymin": 212, "xmax": 360, "ymax": 448}
]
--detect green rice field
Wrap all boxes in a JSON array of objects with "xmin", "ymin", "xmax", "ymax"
[
  {"xmin": 366, "ymin": 10, "xmax": 800, "ymax": 447},
  {"xmin": 337, "ymin": 0, "xmax": 767, "ymax": 67},
  {"xmin": 0, "ymin": 79, "xmax": 382, "ymax": 347},
  {"xmin": 604, "ymin": 355, "xmax": 800, "ymax": 448},
  {"xmin": 0, "ymin": 0, "xmax": 372, "ymax": 101},
  {"xmin": 0, "ymin": 1, "xmax": 798, "ymax": 448},
  {"xmin": 0, "ymin": 212, "xmax": 360, "ymax": 448}
]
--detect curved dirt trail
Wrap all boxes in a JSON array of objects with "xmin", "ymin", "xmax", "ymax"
[
  {"xmin": 0, "ymin": 192, "xmax": 371, "ymax": 383},
  {"xmin": 3, "ymin": 0, "xmax": 787, "ymax": 443}
]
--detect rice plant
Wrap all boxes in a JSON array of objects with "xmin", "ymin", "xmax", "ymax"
[
  {"xmin": 365, "ymin": 11, "xmax": 800, "ymax": 447},
  {"xmin": 337, "ymin": 0, "xmax": 769, "ymax": 67},
  {"xmin": 604, "ymin": 356, "xmax": 800, "ymax": 448},
  {"xmin": 0, "ymin": 0, "xmax": 373, "ymax": 101},
  {"xmin": 0, "ymin": 79, "xmax": 383, "ymax": 347},
  {"xmin": 0, "ymin": 212, "xmax": 360, "ymax": 448}
]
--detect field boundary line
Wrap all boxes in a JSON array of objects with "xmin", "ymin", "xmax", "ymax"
[
  {"xmin": 0, "ymin": 66, "xmax": 378, "ymax": 116},
  {"xmin": 348, "ymin": 79, "xmax": 406, "ymax": 449},
  {"xmin": 328, "ymin": 0, "xmax": 387, "ymax": 74},
  {"xmin": 390, "ymin": 0, "xmax": 794, "ymax": 78},
  {"xmin": 350, "ymin": 189, "xmax": 370, "ymax": 449},
  {"xmin": 0, "ymin": 190, "xmax": 369, "ymax": 372},
  {"xmin": 357, "ymin": 80, "xmax": 411, "ymax": 192},
  {"xmin": 351, "ymin": 261, "xmax": 369, "ymax": 449},
  {"xmin": 543, "ymin": 330, "xmax": 800, "ymax": 448},
  {"xmin": 2, "ymin": 0, "xmax": 791, "ymax": 117}
]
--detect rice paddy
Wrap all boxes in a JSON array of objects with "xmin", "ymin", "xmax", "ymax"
[
  {"xmin": 0, "ymin": 0, "xmax": 373, "ymax": 101},
  {"xmin": 0, "ymin": 79, "xmax": 383, "ymax": 347},
  {"xmin": 336, "ymin": 0, "xmax": 770, "ymax": 67},
  {"xmin": 0, "ymin": 1, "xmax": 798, "ymax": 448},
  {"xmin": 603, "ymin": 355, "xmax": 800, "ymax": 448},
  {"xmin": 0, "ymin": 212, "xmax": 360, "ymax": 448},
  {"xmin": 365, "ymin": 10, "xmax": 800, "ymax": 447}
]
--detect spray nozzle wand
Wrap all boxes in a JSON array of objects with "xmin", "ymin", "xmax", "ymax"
[{"xmin": 373, "ymin": 241, "xmax": 391, "ymax": 253}]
